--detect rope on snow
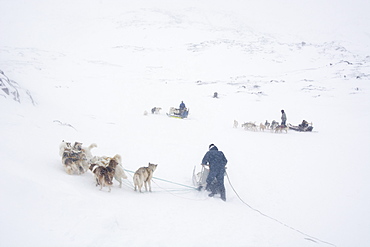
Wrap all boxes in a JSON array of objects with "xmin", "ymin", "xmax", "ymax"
[
  {"xmin": 124, "ymin": 166, "xmax": 336, "ymax": 246},
  {"xmin": 225, "ymin": 171, "xmax": 337, "ymax": 247},
  {"xmin": 124, "ymin": 168, "xmax": 199, "ymax": 192}
]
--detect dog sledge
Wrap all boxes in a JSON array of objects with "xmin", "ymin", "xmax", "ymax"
[
  {"xmin": 289, "ymin": 120, "xmax": 313, "ymax": 132},
  {"xmin": 133, "ymin": 163, "xmax": 158, "ymax": 192},
  {"xmin": 192, "ymin": 165, "xmax": 209, "ymax": 190},
  {"xmin": 167, "ymin": 107, "xmax": 189, "ymax": 119}
]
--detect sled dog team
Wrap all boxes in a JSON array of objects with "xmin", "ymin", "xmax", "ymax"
[
  {"xmin": 234, "ymin": 120, "xmax": 289, "ymax": 133},
  {"xmin": 59, "ymin": 140, "xmax": 157, "ymax": 192}
]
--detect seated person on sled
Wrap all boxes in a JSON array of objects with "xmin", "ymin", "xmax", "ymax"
[
  {"xmin": 289, "ymin": 119, "xmax": 313, "ymax": 131},
  {"xmin": 299, "ymin": 120, "xmax": 309, "ymax": 129}
]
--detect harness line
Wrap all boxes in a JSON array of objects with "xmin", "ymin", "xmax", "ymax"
[
  {"xmin": 225, "ymin": 171, "xmax": 336, "ymax": 247},
  {"xmin": 152, "ymin": 179, "xmax": 208, "ymax": 200},
  {"xmin": 123, "ymin": 167, "xmax": 336, "ymax": 246},
  {"xmin": 124, "ymin": 169, "xmax": 198, "ymax": 191}
]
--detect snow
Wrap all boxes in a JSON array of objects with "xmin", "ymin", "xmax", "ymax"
[{"xmin": 1, "ymin": 0, "xmax": 370, "ymax": 246}]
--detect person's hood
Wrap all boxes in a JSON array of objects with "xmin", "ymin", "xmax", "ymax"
[{"xmin": 209, "ymin": 144, "xmax": 218, "ymax": 151}]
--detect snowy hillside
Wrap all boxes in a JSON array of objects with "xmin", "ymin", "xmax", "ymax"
[{"xmin": 1, "ymin": 1, "xmax": 370, "ymax": 247}]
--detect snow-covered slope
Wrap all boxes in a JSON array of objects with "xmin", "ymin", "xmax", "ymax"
[{"xmin": 1, "ymin": 1, "xmax": 370, "ymax": 247}]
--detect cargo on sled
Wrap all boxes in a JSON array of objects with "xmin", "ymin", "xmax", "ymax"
[{"xmin": 289, "ymin": 120, "xmax": 313, "ymax": 132}]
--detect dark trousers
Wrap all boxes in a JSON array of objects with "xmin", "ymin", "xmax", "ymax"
[{"xmin": 206, "ymin": 168, "xmax": 226, "ymax": 198}]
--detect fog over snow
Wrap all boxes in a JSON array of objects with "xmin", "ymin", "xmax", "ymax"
[{"xmin": 1, "ymin": 1, "xmax": 370, "ymax": 247}]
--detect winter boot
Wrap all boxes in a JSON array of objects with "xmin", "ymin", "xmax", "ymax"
[
  {"xmin": 220, "ymin": 189, "xmax": 226, "ymax": 201},
  {"xmin": 206, "ymin": 183, "xmax": 216, "ymax": 192},
  {"xmin": 205, "ymin": 184, "xmax": 211, "ymax": 191}
]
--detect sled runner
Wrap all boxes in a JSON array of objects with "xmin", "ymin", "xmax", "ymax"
[
  {"xmin": 167, "ymin": 107, "xmax": 189, "ymax": 119},
  {"xmin": 192, "ymin": 165, "xmax": 209, "ymax": 190}
]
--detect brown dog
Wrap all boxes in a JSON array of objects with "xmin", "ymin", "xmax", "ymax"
[{"xmin": 89, "ymin": 163, "xmax": 114, "ymax": 192}]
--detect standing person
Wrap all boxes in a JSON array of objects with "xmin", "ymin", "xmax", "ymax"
[
  {"xmin": 281, "ymin": 109, "xmax": 287, "ymax": 126},
  {"xmin": 179, "ymin": 101, "xmax": 186, "ymax": 110},
  {"xmin": 179, "ymin": 101, "xmax": 186, "ymax": 117},
  {"xmin": 201, "ymin": 144, "xmax": 228, "ymax": 201}
]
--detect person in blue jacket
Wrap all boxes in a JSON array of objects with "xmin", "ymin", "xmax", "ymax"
[
  {"xmin": 201, "ymin": 144, "xmax": 228, "ymax": 201},
  {"xmin": 179, "ymin": 101, "xmax": 186, "ymax": 110},
  {"xmin": 179, "ymin": 101, "xmax": 187, "ymax": 117}
]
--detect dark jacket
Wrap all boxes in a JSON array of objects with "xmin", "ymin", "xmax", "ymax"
[{"xmin": 202, "ymin": 146, "xmax": 228, "ymax": 170}]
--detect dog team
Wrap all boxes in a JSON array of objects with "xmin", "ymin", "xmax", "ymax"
[
  {"xmin": 234, "ymin": 109, "xmax": 289, "ymax": 133},
  {"xmin": 234, "ymin": 120, "xmax": 288, "ymax": 133},
  {"xmin": 59, "ymin": 140, "xmax": 157, "ymax": 192}
]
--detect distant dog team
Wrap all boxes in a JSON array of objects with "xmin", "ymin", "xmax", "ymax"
[{"xmin": 235, "ymin": 120, "xmax": 288, "ymax": 133}]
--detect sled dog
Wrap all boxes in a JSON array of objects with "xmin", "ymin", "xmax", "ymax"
[
  {"xmin": 264, "ymin": 120, "xmax": 270, "ymax": 129},
  {"xmin": 242, "ymin": 122, "xmax": 257, "ymax": 131},
  {"xmin": 270, "ymin": 120, "xmax": 279, "ymax": 130},
  {"xmin": 59, "ymin": 141, "xmax": 97, "ymax": 171},
  {"xmin": 71, "ymin": 142, "xmax": 97, "ymax": 160},
  {"xmin": 110, "ymin": 154, "xmax": 127, "ymax": 188},
  {"xmin": 59, "ymin": 140, "xmax": 72, "ymax": 156},
  {"xmin": 81, "ymin": 143, "xmax": 97, "ymax": 160},
  {"xmin": 151, "ymin": 107, "xmax": 162, "ymax": 114},
  {"xmin": 89, "ymin": 154, "xmax": 127, "ymax": 187},
  {"xmin": 62, "ymin": 149, "xmax": 87, "ymax": 175},
  {"xmin": 233, "ymin": 120, "xmax": 238, "ymax": 128},
  {"xmin": 89, "ymin": 161, "xmax": 116, "ymax": 192},
  {"xmin": 133, "ymin": 163, "xmax": 158, "ymax": 192},
  {"xmin": 275, "ymin": 125, "xmax": 288, "ymax": 133},
  {"xmin": 259, "ymin": 123, "xmax": 266, "ymax": 131},
  {"xmin": 72, "ymin": 141, "xmax": 83, "ymax": 151}
]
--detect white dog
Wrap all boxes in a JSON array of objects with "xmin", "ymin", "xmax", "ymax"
[
  {"xmin": 59, "ymin": 140, "xmax": 72, "ymax": 156},
  {"xmin": 81, "ymin": 143, "xmax": 97, "ymax": 160},
  {"xmin": 133, "ymin": 163, "xmax": 158, "ymax": 192},
  {"xmin": 233, "ymin": 120, "xmax": 238, "ymax": 128},
  {"xmin": 110, "ymin": 154, "xmax": 128, "ymax": 188}
]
